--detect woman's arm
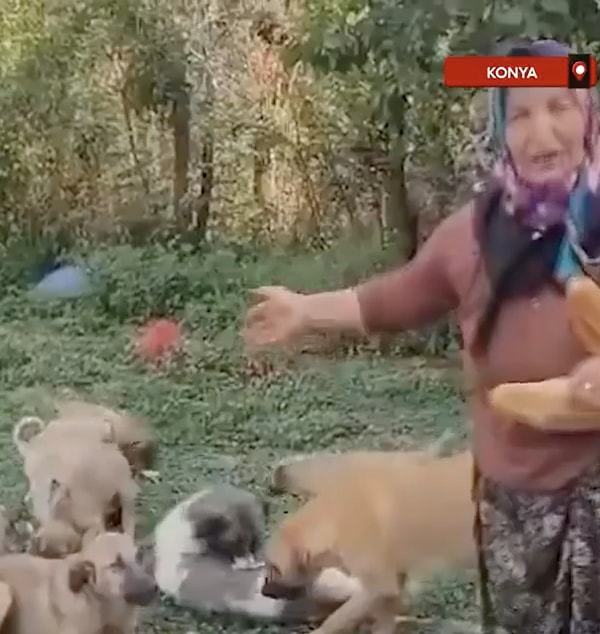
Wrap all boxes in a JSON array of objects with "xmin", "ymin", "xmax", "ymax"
[
  {"xmin": 301, "ymin": 209, "xmax": 464, "ymax": 336},
  {"xmin": 356, "ymin": 211, "xmax": 461, "ymax": 333}
]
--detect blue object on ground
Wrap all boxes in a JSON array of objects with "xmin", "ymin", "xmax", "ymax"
[
  {"xmin": 30, "ymin": 258, "xmax": 62, "ymax": 285},
  {"xmin": 29, "ymin": 264, "xmax": 93, "ymax": 299}
]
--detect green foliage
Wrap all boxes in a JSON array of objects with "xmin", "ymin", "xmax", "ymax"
[
  {"xmin": 0, "ymin": 235, "xmax": 397, "ymax": 322},
  {"xmin": 0, "ymin": 243, "xmax": 471, "ymax": 633},
  {"xmin": 0, "ymin": 0, "xmax": 189, "ymax": 240},
  {"xmin": 0, "ymin": 235, "xmax": 457, "ymax": 360},
  {"xmin": 288, "ymin": 0, "xmax": 600, "ymax": 155}
]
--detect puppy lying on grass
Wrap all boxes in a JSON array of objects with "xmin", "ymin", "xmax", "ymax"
[
  {"xmin": 146, "ymin": 484, "xmax": 361, "ymax": 623},
  {"xmin": 263, "ymin": 449, "xmax": 475, "ymax": 634},
  {"xmin": 0, "ymin": 531, "xmax": 157, "ymax": 634},
  {"xmin": 13, "ymin": 417, "xmax": 138, "ymax": 557}
]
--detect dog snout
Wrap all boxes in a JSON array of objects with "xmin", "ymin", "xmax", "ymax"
[
  {"xmin": 261, "ymin": 577, "xmax": 305, "ymax": 600},
  {"xmin": 122, "ymin": 569, "xmax": 158, "ymax": 606}
]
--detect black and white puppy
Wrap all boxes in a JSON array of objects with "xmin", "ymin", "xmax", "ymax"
[
  {"xmin": 145, "ymin": 484, "xmax": 361, "ymax": 622},
  {"xmin": 183, "ymin": 483, "xmax": 266, "ymax": 568}
]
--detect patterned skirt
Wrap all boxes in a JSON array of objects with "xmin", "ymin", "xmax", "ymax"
[{"xmin": 475, "ymin": 464, "xmax": 600, "ymax": 634}]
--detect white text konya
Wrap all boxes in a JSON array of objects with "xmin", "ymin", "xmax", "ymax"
[{"xmin": 486, "ymin": 67, "xmax": 538, "ymax": 79}]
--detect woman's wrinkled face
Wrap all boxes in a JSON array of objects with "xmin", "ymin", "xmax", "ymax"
[{"xmin": 505, "ymin": 86, "xmax": 586, "ymax": 184}]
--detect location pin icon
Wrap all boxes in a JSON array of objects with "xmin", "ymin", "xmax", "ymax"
[
  {"xmin": 572, "ymin": 61, "xmax": 587, "ymax": 78},
  {"xmin": 568, "ymin": 54, "xmax": 592, "ymax": 88}
]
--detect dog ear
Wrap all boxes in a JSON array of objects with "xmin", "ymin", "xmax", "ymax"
[
  {"xmin": 194, "ymin": 511, "xmax": 230, "ymax": 539},
  {"xmin": 68, "ymin": 560, "xmax": 96, "ymax": 593},
  {"xmin": 130, "ymin": 440, "xmax": 156, "ymax": 470}
]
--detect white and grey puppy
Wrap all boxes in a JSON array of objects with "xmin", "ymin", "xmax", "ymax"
[{"xmin": 144, "ymin": 484, "xmax": 361, "ymax": 623}]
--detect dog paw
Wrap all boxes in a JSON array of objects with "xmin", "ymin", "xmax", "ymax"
[
  {"xmin": 141, "ymin": 470, "xmax": 160, "ymax": 483},
  {"xmin": 232, "ymin": 555, "xmax": 263, "ymax": 570}
]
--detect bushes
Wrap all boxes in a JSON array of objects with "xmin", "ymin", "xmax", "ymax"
[
  {"xmin": 80, "ymin": 236, "xmax": 395, "ymax": 330},
  {"xmin": 0, "ymin": 236, "xmax": 457, "ymax": 356}
]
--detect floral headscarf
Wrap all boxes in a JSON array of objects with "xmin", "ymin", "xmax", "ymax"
[{"xmin": 488, "ymin": 38, "xmax": 600, "ymax": 280}]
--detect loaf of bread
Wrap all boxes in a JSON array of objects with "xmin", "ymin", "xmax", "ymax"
[
  {"xmin": 488, "ymin": 377, "xmax": 600, "ymax": 431},
  {"xmin": 568, "ymin": 356, "xmax": 600, "ymax": 409},
  {"xmin": 566, "ymin": 276, "xmax": 600, "ymax": 355},
  {"xmin": 487, "ymin": 277, "xmax": 600, "ymax": 430}
]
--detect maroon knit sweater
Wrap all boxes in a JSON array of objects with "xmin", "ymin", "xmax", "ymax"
[{"xmin": 357, "ymin": 204, "xmax": 600, "ymax": 492}]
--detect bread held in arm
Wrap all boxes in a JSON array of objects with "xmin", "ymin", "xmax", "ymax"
[
  {"xmin": 565, "ymin": 276, "xmax": 600, "ymax": 356},
  {"xmin": 489, "ymin": 369, "xmax": 600, "ymax": 432},
  {"xmin": 487, "ymin": 277, "xmax": 600, "ymax": 431}
]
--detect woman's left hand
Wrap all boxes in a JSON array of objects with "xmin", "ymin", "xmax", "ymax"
[{"xmin": 569, "ymin": 357, "xmax": 600, "ymax": 410}]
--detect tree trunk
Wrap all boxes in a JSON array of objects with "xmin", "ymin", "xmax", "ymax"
[
  {"xmin": 384, "ymin": 135, "xmax": 418, "ymax": 261},
  {"xmin": 195, "ymin": 70, "xmax": 215, "ymax": 240},
  {"xmin": 252, "ymin": 111, "xmax": 270, "ymax": 210},
  {"xmin": 172, "ymin": 88, "xmax": 190, "ymax": 227}
]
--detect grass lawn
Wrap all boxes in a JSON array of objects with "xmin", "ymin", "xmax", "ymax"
[{"xmin": 0, "ymin": 246, "xmax": 478, "ymax": 633}]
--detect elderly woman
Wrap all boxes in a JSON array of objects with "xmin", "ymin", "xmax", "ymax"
[{"xmin": 242, "ymin": 38, "xmax": 600, "ymax": 632}]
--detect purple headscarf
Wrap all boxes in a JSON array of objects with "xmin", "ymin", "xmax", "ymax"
[{"xmin": 489, "ymin": 39, "xmax": 600, "ymax": 232}]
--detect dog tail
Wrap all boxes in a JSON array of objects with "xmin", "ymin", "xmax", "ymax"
[{"xmin": 12, "ymin": 416, "xmax": 45, "ymax": 456}]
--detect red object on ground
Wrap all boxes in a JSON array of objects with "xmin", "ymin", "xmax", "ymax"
[{"xmin": 135, "ymin": 318, "xmax": 182, "ymax": 362}]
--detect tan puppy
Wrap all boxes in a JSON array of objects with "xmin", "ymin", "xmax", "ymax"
[
  {"xmin": 52, "ymin": 399, "xmax": 157, "ymax": 478},
  {"xmin": 13, "ymin": 418, "xmax": 138, "ymax": 557},
  {"xmin": 0, "ymin": 531, "xmax": 157, "ymax": 634},
  {"xmin": 262, "ymin": 450, "xmax": 475, "ymax": 634}
]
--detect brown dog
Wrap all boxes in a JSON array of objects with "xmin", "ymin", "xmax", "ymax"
[
  {"xmin": 13, "ymin": 419, "xmax": 139, "ymax": 557},
  {"xmin": 0, "ymin": 531, "xmax": 157, "ymax": 634},
  {"xmin": 262, "ymin": 450, "xmax": 475, "ymax": 634}
]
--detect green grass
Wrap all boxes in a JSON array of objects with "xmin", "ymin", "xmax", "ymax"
[{"xmin": 0, "ymin": 243, "xmax": 478, "ymax": 633}]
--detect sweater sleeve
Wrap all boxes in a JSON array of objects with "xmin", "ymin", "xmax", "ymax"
[{"xmin": 356, "ymin": 211, "xmax": 462, "ymax": 334}]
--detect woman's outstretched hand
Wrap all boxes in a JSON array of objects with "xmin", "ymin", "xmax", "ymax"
[{"xmin": 242, "ymin": 286, "xmax": 308, "ymax": 348}]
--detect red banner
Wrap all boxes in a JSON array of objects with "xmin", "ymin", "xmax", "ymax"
[{"xmin": 443, "ymin": 56, "xmax": 598, "ymax": 88}]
